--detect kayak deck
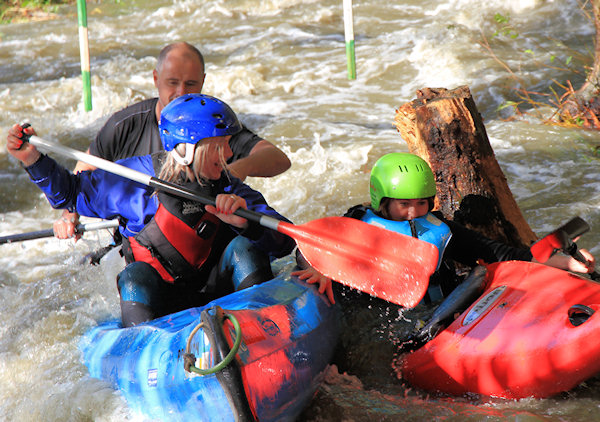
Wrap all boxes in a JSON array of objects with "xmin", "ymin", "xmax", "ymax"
[
  {"xmin": 80, "ymin": 272, "xmax": 340, "ymax": 421},
  {"xmin": 401, "ymin": 261, "xmax": 600, "ymax": 398}
]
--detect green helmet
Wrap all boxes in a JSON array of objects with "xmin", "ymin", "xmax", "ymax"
[{"xmin": 369, "ymin": 152, "xmax": 437, "ymax": 210}]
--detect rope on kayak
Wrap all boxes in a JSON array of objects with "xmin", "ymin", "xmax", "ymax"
[{"xmin": 183, "ymin": 313, "xmax": 242, "ymax": 375}]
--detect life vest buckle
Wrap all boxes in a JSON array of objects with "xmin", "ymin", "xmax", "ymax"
[{"xmin": 196, "ymin": 221, "xmax": 217, "ymax": 239}]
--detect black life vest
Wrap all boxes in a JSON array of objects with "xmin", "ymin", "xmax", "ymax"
[
  {"xmin": 123, "ymin": 186, "xmax": 222, "ymax": 284},
  {"xmin": 121, "ymin": 152, "xmax": 227, "ymax": 284}
]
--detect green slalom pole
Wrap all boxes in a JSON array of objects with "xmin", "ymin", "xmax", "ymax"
[
  {"xmin": 77, "ymin": 0, "xmax": 92, "ymax": 111},
  {"xmin": 343, "ymin": 0, "xmax": 356, "ymax": 80}
]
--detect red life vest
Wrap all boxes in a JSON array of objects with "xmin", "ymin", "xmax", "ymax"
[{"xmin": 123, "ymin": 186, "xmax": 222, "ymax": 284}]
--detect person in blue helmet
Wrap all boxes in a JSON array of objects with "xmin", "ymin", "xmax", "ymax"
[
  {"xmin": 7, "ymin": 42, "xmax": 291, "ymax": 242},
  {"xmin": 7, "ymin": 93, "xmax": 296, "ymax": 327}
]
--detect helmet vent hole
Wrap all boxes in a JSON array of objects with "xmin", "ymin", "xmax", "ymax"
[
  {"xmin": 215, "ymin": 123, "xmax": 226, "ymax": 129},
  {"xmin": 184, "ymin": 97, "xmax": 193, "ymax": 103}
]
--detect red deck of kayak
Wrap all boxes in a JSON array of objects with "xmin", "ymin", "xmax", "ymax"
[{"xmin": 401, "ymin": 261, "xmax": 600, "ymax": 398}]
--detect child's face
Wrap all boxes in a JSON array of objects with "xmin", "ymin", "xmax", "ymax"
[
  {"xmin": 387, "ymin": 198, "xmax": 429, "ymax": 221},
  {"xmin": 196, "ymin": 135, "xmax": 233, "ymax": 180}
]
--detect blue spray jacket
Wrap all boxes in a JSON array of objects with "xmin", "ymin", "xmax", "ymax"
[{"xmin": 23, "ymin": 153, "xmax": 295, "ymax": 258}]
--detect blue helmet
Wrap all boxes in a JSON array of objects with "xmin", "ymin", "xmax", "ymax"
[{"xmin": 159, "ymin": 93, "xmax": 243, "ymax": 165}]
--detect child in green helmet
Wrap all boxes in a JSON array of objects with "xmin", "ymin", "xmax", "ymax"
[{"xmin": 293, "ymin": 152, "xmax": 596, "ymax": 306}]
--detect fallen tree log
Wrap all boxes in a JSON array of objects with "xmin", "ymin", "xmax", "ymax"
[{"xmin": 394, "ymin": 85, "xmax": 537, "ymax": 249}]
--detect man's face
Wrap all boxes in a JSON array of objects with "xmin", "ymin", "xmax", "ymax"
[{"xmin": 154, "ymin": 49, "xmax": 205, "ymax": 116}]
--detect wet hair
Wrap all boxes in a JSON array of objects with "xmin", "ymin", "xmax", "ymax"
[
  {"xmin": 158, "ymin": 138, "xmax": 229, "ymax": 185},
  {"xmin": 156, "ymin": 42, "xmax": 205, "ymax": 73}
]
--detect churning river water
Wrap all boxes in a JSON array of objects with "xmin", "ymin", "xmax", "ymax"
[{"xmin": 1, "ymin": 0, "xmax": 600, "ymax": 420}]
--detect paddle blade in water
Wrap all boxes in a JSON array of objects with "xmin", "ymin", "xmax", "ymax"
[{"xmin": 278, "ymin": 217, "xmax": 438, "ymax": 307}]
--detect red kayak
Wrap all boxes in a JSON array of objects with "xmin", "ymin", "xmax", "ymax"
[{"xmin": 400, "ymin": 260, "xmax": 600, "ymax": 399}]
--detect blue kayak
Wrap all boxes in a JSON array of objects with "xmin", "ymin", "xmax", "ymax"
[{"xmin": 80, "ymin": 270, "xmax": 340, "ymax": 421}]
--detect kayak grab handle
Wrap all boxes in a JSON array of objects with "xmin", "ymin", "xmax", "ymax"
[
  {"xmin": 184, "ymin": 312, "xmax": 242, "ymax": 375},
  {"xmin": 568, "ymin": 304, "xmax": 595, "ymax": 327}
]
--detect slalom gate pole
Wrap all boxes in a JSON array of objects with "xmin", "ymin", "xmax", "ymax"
[
  {"xmin": 343, "ymin": 0, "xmax": 356, "ymax": 80},
  {"xmin": 77, "ymin": 0, "xmax": 92, "ymax": 111}
]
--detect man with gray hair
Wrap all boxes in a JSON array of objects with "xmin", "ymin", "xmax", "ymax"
[{"xmin": 49, "ymin": 42, "xmax": 291, "ymax": 239}]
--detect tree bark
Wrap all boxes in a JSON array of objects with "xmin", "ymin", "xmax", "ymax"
[{"xmin": 394, "ymin": 85, "xmax": 537, "ymax": 249}]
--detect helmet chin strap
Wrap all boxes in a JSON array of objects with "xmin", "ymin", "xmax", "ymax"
[{"xmin": 171, "ymin": 143, "xmax": 196, "ymax": 166}]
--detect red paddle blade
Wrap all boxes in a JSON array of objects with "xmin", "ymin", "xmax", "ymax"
[
  {"xmin": 530, "ymin": 217, "xmax": 590, "ymax": 263},
  {"xmin": 530, "ymin": 233, "xmax": 563, "ymax": 263},
  {"xmin": 278, "ymin": 217, "xmax": 439, "ymax": 307}
]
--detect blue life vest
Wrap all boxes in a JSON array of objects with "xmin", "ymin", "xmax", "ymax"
[{"xmin": 361, "ymin": 209, "xmax": 452, "ymax": 270}]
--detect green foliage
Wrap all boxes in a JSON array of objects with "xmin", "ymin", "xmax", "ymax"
[
  {"xmin": 0, "ymin": 0, "xmax": 72, "ymax": 23},
  {"xmin": 492, "ymin": 13, "xmax": 519, "ymax": 39},
  {"xmin": 21, "ymin": 0, "xmax": 70, "ymax": 5},
  {"xmin": 488, "ymin": 12, "xmax": 581, "ymax": 72},
  {"xmin": 481, "ymin": 8, "xmax": 591, "ymax": 125},
  {"xmin": 496, "ymin": 100, "xmax": 521, "ymax": 112},
  {"xmin": 0, "ymin": 0, "xmax": 121, "ymax": 24}
]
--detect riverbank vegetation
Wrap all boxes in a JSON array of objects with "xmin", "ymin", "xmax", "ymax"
[
  {"xmin": 0, "ymin": 0, "xmax": 74, "ymax": 23},
  {"xmin": 483, "ymin": 1, "xmax": 600, "ymax": 132},
  {"xmin": 5, "ymin": 0, "xmax": 600, "ymax": 134}
]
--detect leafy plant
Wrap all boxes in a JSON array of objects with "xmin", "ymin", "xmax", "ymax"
[
  {"xmin": 480, "ymin": 9, "xmax": 594, "ymax": 128},
  {"xmin": 0, "ymin": 0, "xmax": 79, "ymax": 23}
]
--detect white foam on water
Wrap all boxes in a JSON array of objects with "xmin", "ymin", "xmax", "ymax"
[{"xmin": 1, "ymin": 0, "xmax": 600, "ymax": 420}]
